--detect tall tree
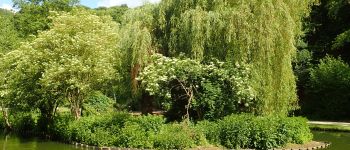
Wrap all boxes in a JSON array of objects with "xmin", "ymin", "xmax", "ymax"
[
  {"xmin": 0, "ymin": 9, "xmax": 21, "ymax": 129},
  {"xmin": 2, "ymin": 9, "xmax": 120, "ymax": 120},
  {"xmin": 94, "ymin": 5, "xmax": 129, "ymax": 23},
  {"xmin": 0, "ymin": 9, "xmax": 20, "ymax": 54},
  {"xmin": 156, "ymin": 0, "xmax": 315, "ymax": 115},
  {"xmin": 13, "ymin": 0, "xmax": 79, "ymax": 38},
  {"xmin": 116, "ymin": 4, "xmax": 157, "ymax": 112},
  {"xmin": 306, "ymin": 0, "xmax": 350, "ymax": 62}
]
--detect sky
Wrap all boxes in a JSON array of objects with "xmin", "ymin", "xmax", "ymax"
[{"xmin": 0, "ymin": 0, "xmax": 161, "ymax": 10}]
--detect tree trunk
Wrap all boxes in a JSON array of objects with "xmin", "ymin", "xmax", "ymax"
[
  {"xmin": 140, "ymin": 91, "xmax": 154, "ymax": 115},
  {"xmin": 131, "ymin": 63, "xmax": 141, "ymax": 94},
  {"xmin": 1, "ymin": 108, "xmax": 11, "ymax": 130},
  {"xmin": 71, "ymin": 99, "xmax": 81, "ymax": 120},
  {"xmin": 68, "ymin": 89, "xmax": 82, "ymax": 120}
]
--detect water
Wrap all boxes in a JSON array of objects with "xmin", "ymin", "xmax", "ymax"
[
  {"xmin": 0, "ymin": 134, "xmax": 78, "ymax": 150},
  {"xmin": 0, "ymin": 131, "xmax": 349, "ymax": 150},
  {"xmin": 312, "ymin": 131, "xmax": 350, "ymax": 150}
]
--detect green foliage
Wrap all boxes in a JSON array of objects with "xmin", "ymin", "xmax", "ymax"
[
  {"xmin": 217, "ymin": 114, "xmax": 312, "ymax": 150},
  {"xmin": 195, "ymin": 120, "xmax": 220, "ymax": 145},
  {"xmin": 126, "ymin": 115, "xmax": 165, "ymax": 133},
  {"xmin": 94, "ymin": 5, "xmax": 129, "ymax": 23},
  {"xmin": 156, "ymin": 0, "xmax": 315, "ymax": 115},
  {"xmin": 9, "ymin": 112, "xmax": 37, "ymax": 134},
  {"xmin": 117, "ymin": 122, "xmax": 154, "ymax": 148},
  {"xmin": 139, "ymin": 54, "xmax": 255, "ymax": 120},
  {"xmin": 2, "ymin": 8, "xmax": 120, "ymax": 119},
  {"xmin": 333, "ymin": 29, "xmax": 350, "ymax": 50},
  {"xmin": 13, "ymin": 0, "xmax": 79, "ymax": 37},
  {"xmin": 115, "ymin": 4, "xmax": 157, "ymax": 102},
  {"xmin": 2, "ymin": 111, "xmax": 312, "ymax": 150},
  {"xmin": 68, "ymin": 112, "xmax": 131, "ymax": 146},
  {"xmin": 50, "ymin": 112, "xmax": 74, "ymax": 141},
  {"xmin": 83, "ymin": 91, "xmax": 114, "ymax": 116},
  {"xmin": 0, "ymin": 10, "xmax": 20, "ymax": 54},
  {"xmin": 154, "ymin": 123, "xmax": 203, "ymax": 150},
  {"xmin": 303, "ymin": 56, "xmax": 350, "ymax": 120},
  {"xmin": 278, "ymin": 117, "xmax": 313, "ymax": 144},
  {"xmin": 306, "ymin": 0, "xmax": 350, "ymax": 62}
]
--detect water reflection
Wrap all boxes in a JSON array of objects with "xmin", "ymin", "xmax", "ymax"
[
  {"xmin": 0, "ymin": 134, "xmax": 78, "ymax": 150},
  {"xmin": 312, "ymin": 131, "xmax": 350, "ymax": 150}
]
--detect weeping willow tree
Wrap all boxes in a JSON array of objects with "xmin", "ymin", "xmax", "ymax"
[
  {"xmin": 156, "ymin": 0, "xmax": 315, "ymax": 115},
  {"xmin": 117, "ymin": 4, "xmax": 157, "ymax": 109}
]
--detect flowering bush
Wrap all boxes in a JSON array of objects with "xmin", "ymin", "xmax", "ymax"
[{"xmin": 138, "ymin": 54, "xmax": 256, "ymax": 120}]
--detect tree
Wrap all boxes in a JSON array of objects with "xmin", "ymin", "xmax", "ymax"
[
  {"xmin": 139, "ymin": 54, "xmax": 255, "ymax": 121},
  {"xmin": 303, "ymin": 56, "xmax": 350, "ymax": 120},
  {"xmin": 0, "ymin": 9, "xmax": 21, "ymax": 130},
  {"xmin": 94, "ymin": 5, "xmax": 129, "ymax": 23},
  {"xmin": 13, "ymin": 0, "xmax": 79, "ymax": 38},
  {"xmin": 306, "ymin": 0, "xmax": 350, "ymax": 62},
  {"xmin": 116, "ymin": 4, "xmax": 157, "ymax": 112},
  {"xmin": 155, "ymin": 0, "xmax": 315, "ymax": 115},
  {"xmin": 0, "ymin": 9, "xmax": 20, "ymax": 54},
  {"xmin": 2, "ymin": 9, "xmax": 120, "ymax": 120}
]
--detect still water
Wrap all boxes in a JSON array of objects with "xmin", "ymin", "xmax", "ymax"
[
  {"xmin": 0, "ymin": 131, "xmax": 349, "ymax": 150},
  {"xmin": 313, "ymin": 131, "xmax": 350, "ymax": 150},
  {"xmin": 0, "ymin": 134, "xmax": 78, "ymax": 150}
]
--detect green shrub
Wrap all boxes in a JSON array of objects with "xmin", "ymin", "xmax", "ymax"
[
  {"xmin": 216, "ymin": 114, "xmax": 312, "ymax": 150},
  {"xmin": 218, "ymin": 114, "xmax": 254, "ymax": 149},
  {"xmin": 11, "ymin": 112, "xmax": 37, "ymax": 134},
  {"xmin": 48, "ymin": 113, "xmax": 311, "ymax": 150},
  {"xmin": 278, "ymin": 117, "xmax": 313, "ymax": 144},
  {"xmin": 249, "ymin": 117, "xmax": 285, "ymax": 150},
  {"xmin": 116, "ymin": 122, "xmax": 154, "ymax": 148},
  {"xmin": 195, "ymin": 120, "xmax": 220, "ymax": 145},
  {"xmin": 154, "ymin": 123, "xmax": 196, "ymax": 149},
  {"xmin": 83, "ymin": 91, "xmax": 115, "ymax": 116},
  {"xmin": 303, "ymin": 56, "xmax": 350, "ymax": 120},
  {"xmin": 69, "ymin": 112, "xmax": 131, "ymax": 146},
  {"xmin": 139, "ymin": 55, "xmax": 255, "ymax": 121},
  {"xmin": 50, "ymin": 113, "xmax": 74, "ymax": 142},
  {"xmin": 126, "ymin": 115, "xmax": 164, "ymax": 132},
  {"xmin": 90, "ymin": 128, "xmax": 117, "ymax": 146}
]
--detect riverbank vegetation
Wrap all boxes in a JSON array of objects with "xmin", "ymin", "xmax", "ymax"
[
  {"xmin": 1, "ymin": 0, "xmax": 347, "ymax": 149},
  {"xmin": 0, "ymin": 111, "xmax": 312, "ymax": 149},
  {"xmin": 309, "ymin": 124, "xmax": 350, "ymax": 132}
]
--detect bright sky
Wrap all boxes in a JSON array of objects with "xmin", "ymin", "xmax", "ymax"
[
  {"xmin": 0, "ymin": 0, "xmax": 13, "ymax": 10},
  {"xmin": 0, "ymin": 0, "xmax": 161, "ymax": 10}
]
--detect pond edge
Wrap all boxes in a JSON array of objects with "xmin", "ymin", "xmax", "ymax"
[{"xmin": 70, "ymin": 141, "xmax": 331, "ymax": 150}]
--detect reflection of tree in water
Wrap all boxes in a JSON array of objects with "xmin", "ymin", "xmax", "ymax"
[
  {"xmin": 2, "ymin": 134, "xmax": 8, "ymax": 150},
  {"xmin": 313, "ymin": 131, "xmax": 350, "ymax": 150}
]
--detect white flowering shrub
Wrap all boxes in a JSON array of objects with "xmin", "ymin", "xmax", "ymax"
[{"xmin": 138, "ymin": 54, "xmax": 256, "ymax": 120}]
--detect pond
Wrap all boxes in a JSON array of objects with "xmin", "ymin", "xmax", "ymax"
[
  {"xmin": 313, "ymin": 131, "xmax": 350, "ymax": 150},
  {"xmin": 0, "ymin": 131, "xmax": 349, "ymax": 150},
  {"xmin": 0, "ymin": 134, "xmax": 78, "ymax": 150}
]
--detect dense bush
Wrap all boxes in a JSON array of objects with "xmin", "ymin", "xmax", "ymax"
[
  {"xmin": 82, "ymin": 91, "xmax": 115, "ymax": 116},
  {"xmin": 10, "ymin": 112, "xmax": 37, "ymax": 134},
  {"xmin": 8, "ymin": 112, "xmax": 311, "ymax": 150},
  {"xmin": 278, "ymin": 117, "xmax": 313, "ymax": 144},
  {"xmin": 69, "ymin": 112, "xmax": 131, "ymax": 146},
  {"xmin": 195, "ymin": 120, "xmax": 220, "ymax": 145},
  {"xmin": 154, "ymin": 123, "xmax": 203, "ymax": 149},
  {"xmin": 303, "ymin": 56, "xmax": 350, "ymax": 120},
  {"xmin": 49, "ymin": 113, "xmax": 206, "ymax": 149},
  {"xmin": 139, "ymin": 54, "xmax": 256, "ymax": 121},
  {"xmin": 197, "ymin": 114, "xmax": 312, "ymax": 150},
  {"xmin": 50, "ymin": 112, "xmax": 74, "ymax": 141}
]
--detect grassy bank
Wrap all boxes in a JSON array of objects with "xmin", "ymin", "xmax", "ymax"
[
  {"xmin": 1, "ymin": 112, "xmax": 313, "ymax": 150},
  {"xmin": 309, "ymin": 124, "xmax": 350, "ymax": 132}
]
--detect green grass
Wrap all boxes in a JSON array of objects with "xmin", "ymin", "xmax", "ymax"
[{"xmin": 309, "ymin": 124, "xmax": 350, "ymax": 132}]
